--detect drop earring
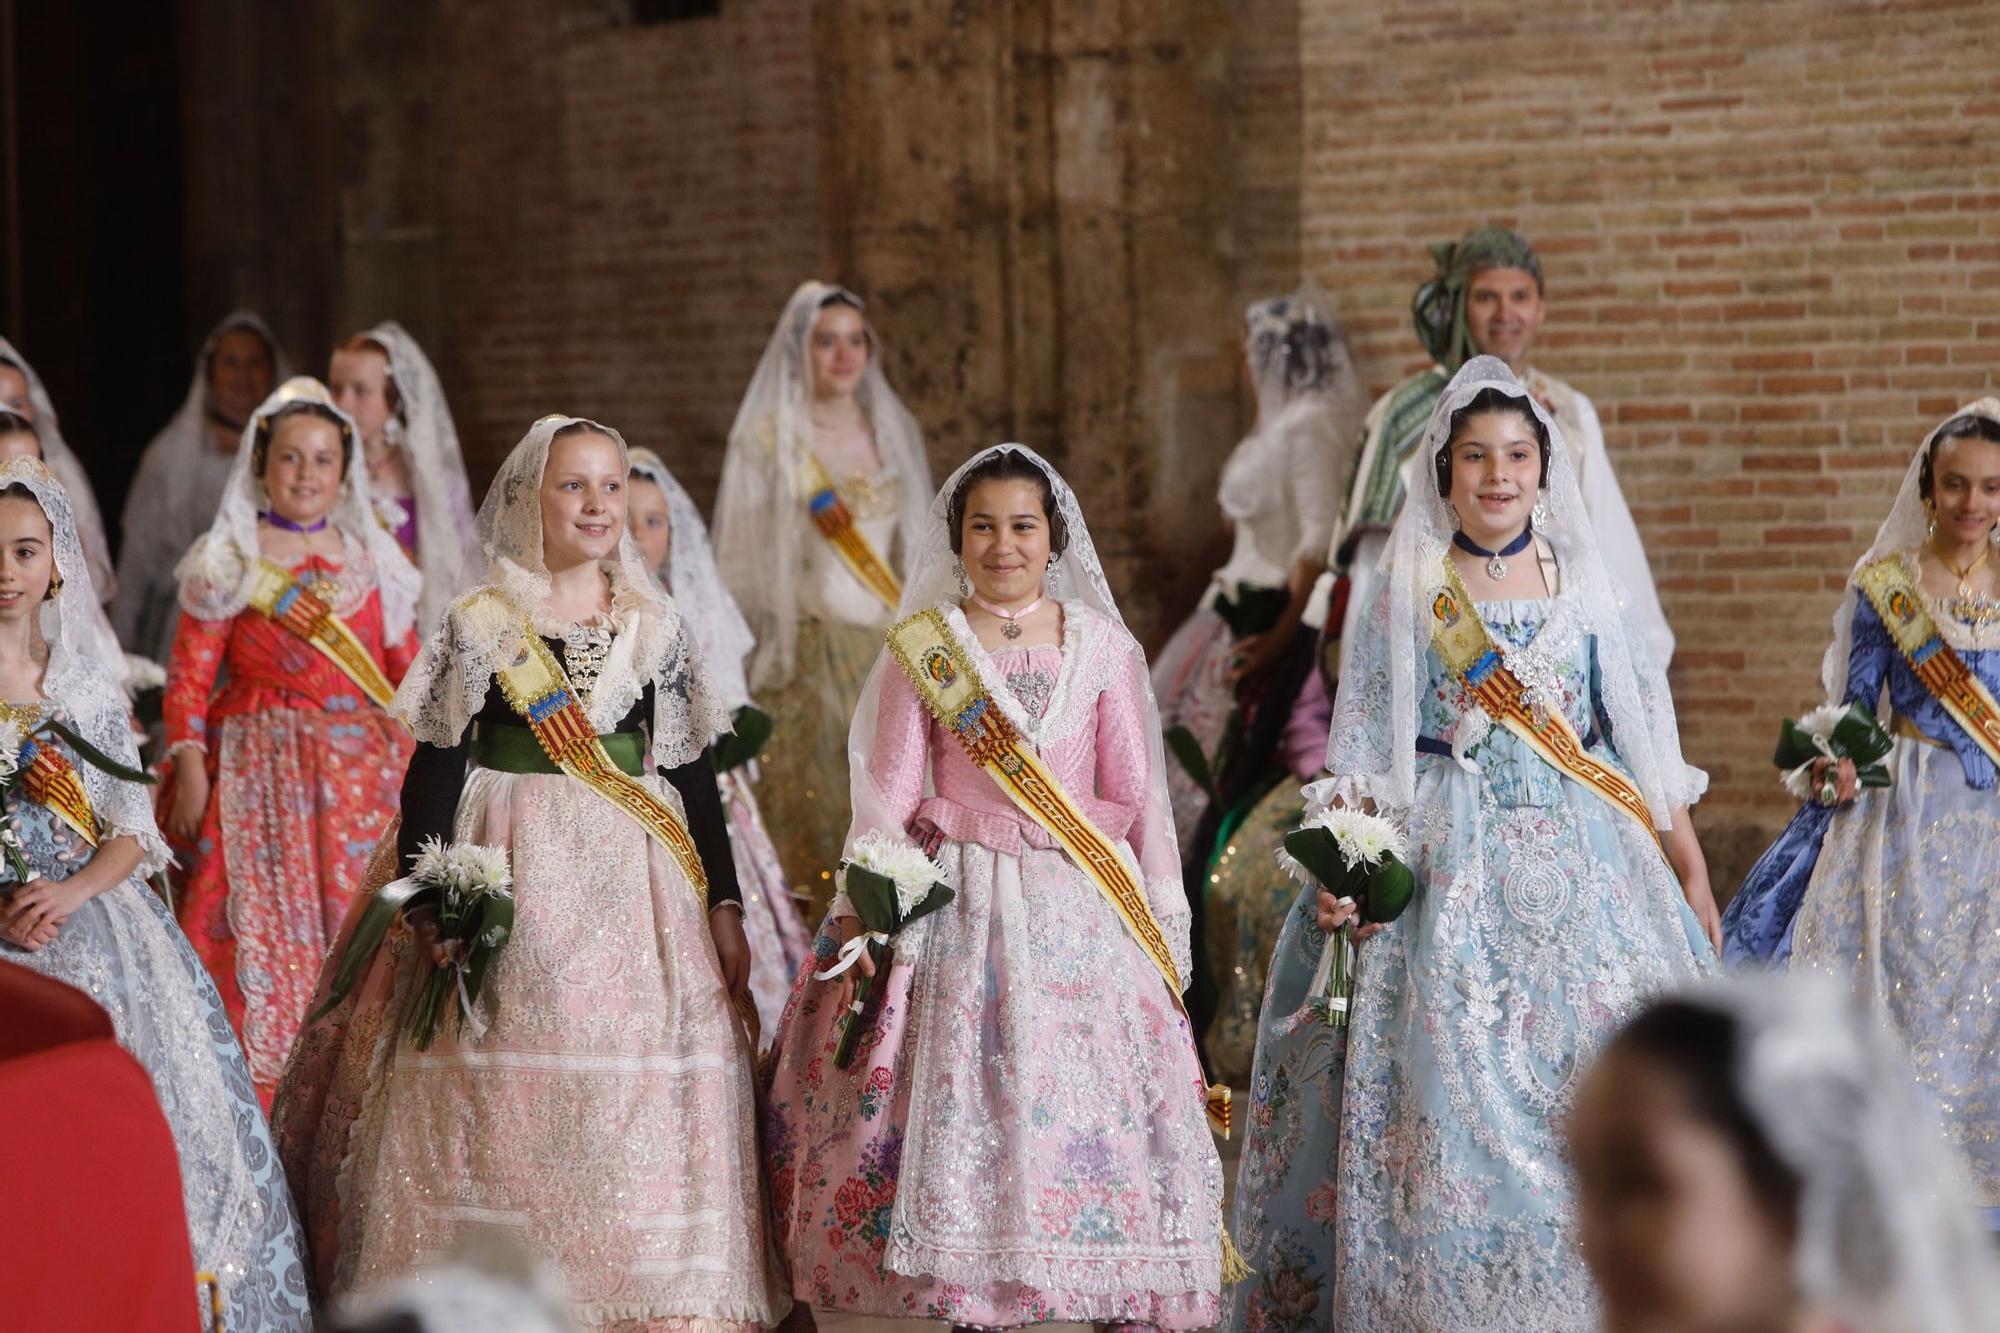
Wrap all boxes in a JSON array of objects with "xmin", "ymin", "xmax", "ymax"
[
  {"xmin": 1446, "ymin": 503, "xmax": 1462, "ymax": 532},
  {"xmin": 1046, "ymin": 550, "xmax": 1061, "ymax": 581},
  {"xmin": 954, "ymin": 559, "xmax": 969, "ymax": 596},
  {"xmin": 1531, "ymin": 497, "xmax": 1549, "ymax": 528}
]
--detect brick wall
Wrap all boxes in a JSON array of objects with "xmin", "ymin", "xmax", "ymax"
[{"xmin": 1298, "ymin": 0, "xmax": 2000, "ymax": 885}]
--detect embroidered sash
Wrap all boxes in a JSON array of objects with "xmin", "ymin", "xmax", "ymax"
[
  {"xmin": 246, "ymin": 559, "xmax": 397, "ymax": 709},
  {"xmin": 17, "ymin": 734, "xmax": 97, "ymax": 847},
  {"xmin": 488, "ymin": 609, "xmax": 709, "ymax": 904},
  {"xmin": 803, "ymin": 452, "xmax": 902, "ymax": 612},
  {"xmin": 1855, "ymin": 555, "xmax": 2000, "ymax": 767},
  {"xmin": 1429, "ymin": 558, "xmax": 1664, "ymax": 848},
  {"xmin": 886, "ymin": 609, "xmax": 1233, "ymax": 1137}
]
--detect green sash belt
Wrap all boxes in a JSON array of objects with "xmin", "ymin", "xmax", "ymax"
[{"xmin": 472, "ymin": 722, "xmax": 647, "ymax": 778}]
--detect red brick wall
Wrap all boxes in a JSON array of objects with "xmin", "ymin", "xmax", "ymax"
[
  {"xmin": 1298, "ymin": 0, "xmax": 2000, "ymax": 882},
  {"xmin": 433, "ymin": 0, "xmax": 824, "ymax": 503}
]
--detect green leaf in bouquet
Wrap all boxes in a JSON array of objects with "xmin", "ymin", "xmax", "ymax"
[
  {"xmin": 1772, "ymin": 720, "xmax": 1821, "ymax": 771},
  {"xmin": 40, "ymin": 717, "xmax": 157, "ymax": 785},
  {"xmin": 1164, "ymin": 725, "xmax": 1217, "ymax": 800},
  {"xmin": 460, "ymin": 891, "xmax": 516, "ymax": 1008},
  {"xmin": 1828, "ymin": 702, "xmax": 1892, "ymax": 766},
  {"xmin": 1362, "ymin": 856, "xmax": 1415, "ymax": 924},
  {"xmin": 711, "ymin": 705, "xmax": 773, "ymax": 773},
  {"xmin": 309, "ymin": 875, "xmax": 426, "ymax": 1022},
  {"xmin": 1281, "ymin": 826, "xmax": 1365, "ymax": 899},
  {"xmin": 1856, "ymin": 764, "xmax": 1894, "ymax": 789}
]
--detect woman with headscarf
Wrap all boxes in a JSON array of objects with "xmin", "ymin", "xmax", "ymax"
[
  {"xmin": 1149, "ymin": 285, "xmax": 1364, "ymax": 1059},
  {"xmin": 329, "ymin": 321, "xmax": 484, "ymax": 634},
  {"xmin": 0, "ymin": 337, "xmax": 117, "ymax": 599},
  {"xmin": 762, "ymin": 444, "xmax": 1228, "ymax": 1331},
  {"xmin": 0, "ymin": 457, "xmax": 314, "ymax": 1332},
  {"xmin": 713, "ymin": 281, "xmax": 931, "ymax": 921},
  {"xmin": 1570, "ymin": 975, "xmax": 2000, "ymax": 1333},
  {"xmin": 162, "ymin": 377, "xmax": 420, "ymax": 1105},
  {"xmin": 113, "ymin": 312, "xmax": 287, "ymax": 664},
  {"xmin": 628, "ymin": 445, "xmax": 811, "ymax": 1043},
  {"xmin": 1721, "ymin": 400, "xmax": 2000, "ymax": 1219},
  {"xmin": 273, "ymin": 414, "xmax": 787, "ymax": 1331},
  {"xmin": 1225, "ymin": 358, "xmax": 1718, "ymax": 1333}
]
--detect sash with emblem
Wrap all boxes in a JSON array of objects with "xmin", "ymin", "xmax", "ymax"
[
  {"xmin": 1429, "ymin": 557, "xmax": 1664, "ymax": 848},
  {"xmin": 486, "ymin": 603, "xmax": 710, "ymax": 904},
  {"xmin": 246, "ymin": 558, "xmax": 398, "ymax": 709},
  {"xmin": 802, "ymin": 452, "xmax": 902, "ymax": 613},
  {"xmin": 1854, "ymin": 554, "xmax": 2000, "ymax": 766},
  {"xmin": 885, "ymin": 608, "xmax": 1235, "ymax": 1139}
]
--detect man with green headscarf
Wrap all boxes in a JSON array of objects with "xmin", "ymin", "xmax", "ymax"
[{"xmin": 1330, "ymin": 223, "xmax": 1673, "ymax": 670}]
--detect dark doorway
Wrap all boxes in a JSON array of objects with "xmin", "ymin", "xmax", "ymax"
[{"xmin": 2, "ymin": 0, "xmax": 188, "ymax": 555}]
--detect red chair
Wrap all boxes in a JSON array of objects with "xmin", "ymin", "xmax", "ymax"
[{"xmin": 0, "ymin": 963, "xmax": 202, "ymax": 1331}]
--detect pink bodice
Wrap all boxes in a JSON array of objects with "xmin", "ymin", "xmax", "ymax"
[{"xmin": 869, "ymin": 638, "xmax": 1156, "ymax": 857}]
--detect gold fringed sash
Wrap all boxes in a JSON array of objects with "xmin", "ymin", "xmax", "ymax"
[
  {"xmin": 246, "ymin": 559, "xmax": 397, "ymax": 709},
  {"xmin": 19, "ymin": 736, "xmax": 97, "ymax": 847},
  {"xmin": 488, "ymin": 607, "xmax": 709, "ymax": 904},
  {"xmin": 803, "ymin": 453, "xmax": 901, "ymax": 612},
  {"xmin": 885, "ymin": 609, "xmax": 1234, "ymax": 1140},
  {"xmin": 1429, "ymin": 558, "xmax": 1663, "ymax": 849},
  {"xmin": 1855, "ymin": 555, "xmax": 2000, "ymax": 767}
]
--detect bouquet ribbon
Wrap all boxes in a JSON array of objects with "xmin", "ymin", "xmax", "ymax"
[
  {"xmin": 815, "ymin": 929, "xmax": 891, "ymax": 983},
  {"xmin": 1430, "ymin": 556, "xmax": 1664, "ymax": 850},
  {"xmin": 246, "ymin": 557, "xmax": 398, "ymax": 709},
  {"xmin": 1855, "ymin": 555, "xmax": 2000, "ymax": 767}
]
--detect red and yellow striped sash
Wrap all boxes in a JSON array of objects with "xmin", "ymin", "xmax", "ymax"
[
  {"xmin": 246, "ymin": 559, "xmax": 397, "ymax": 709},
  {"xmin": 803, "ymin": 453, "xmax": 901, "ymax": 613},
  {"xmin": 1855, "ymin": 555, "xmax": 2000, "ymax": 767}
]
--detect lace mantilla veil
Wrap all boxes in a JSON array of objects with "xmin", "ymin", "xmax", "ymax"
[
  {"xmin": 174, "ymin": 377, "xmax": 421, "ymax": 648},
  {"xmin": 627, "ymin": 447, "xmax": 756, "ymax": 713},
  {"xmin": 711, "ymin": 280, "xmax": 933, "ymax": 691},
  {"xmin": 840, "ymin": 444, "xmax": 1190, "ymax": 970},
  {"xmin": 0, "ymin": 338, "xmax": 117, "ymax": 599},
  {"xmin": 392, "ymin": 415, "xmax": 726, "ymax": 772},
  {"xmin": 1315, "ymin": 355, "xmax": 1705, "ymax": 827},
  {"xmin": 360, "ymin": 321, "xmax": 484, "ymax": 633},
  {"xmin": 1671, "ymin": 975, "xmax": 2000, "ymax": 1333},
  {"xmin": 1817, "ymin": 397, "xmax": 2000, "ymax": 704}
]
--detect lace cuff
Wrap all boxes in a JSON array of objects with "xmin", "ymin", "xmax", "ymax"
[
  {"xmin": 104, "ymin": 820, "xmax": 174, "ymax": 881},
  {"xmin": 165, "ymin": 738, "xmax": 208, "ymax": 761},
  {"xmin": 1301, "ymin": 773, "xmax": 1406, "ymax": 820}
]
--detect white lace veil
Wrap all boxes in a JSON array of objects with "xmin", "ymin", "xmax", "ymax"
[
  {"xmin": 174, "ymin": 377, "xmax": 421, "ymax": 645},
  {"xmin": 712, "ymin": 280, "xmax": 933, "ymax": 689},
  {"xmin": 0, "ymin": 338, "xmax": 116, "ymax": 599},
  {"xmin": 1817, "ymin": 397, "xmax": 2000, "ymax": 703},
  {"xmin": 112, "ymin": 311, "xmax": 292, "ymax": 660},
  {"xmin": 1321, "ymin": 355, "xmax": 1704, "ymax": 826},
  {"xmin": 844, "ymin": 444, "xmax": 1189, "ymax": 971},
  {"xmin": 360, "ymin": 321, "xmax": 484, "ymax": 633},
  {"xmin": 0, "ymin": 457, "xmax": 169, "ymax": 874},
  {"xmin": 628, "ymin": 446, "xmax": 756, "ymax": 712},
  {"xmin": 393, "ymin": 416, "xmax": 726, "ymax": 770},
  {"xmin": 1667, "ymin": 974, "xmax": 2000, "ymax": 1333}
]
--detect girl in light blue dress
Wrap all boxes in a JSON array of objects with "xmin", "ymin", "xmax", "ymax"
[
  {"xmin": 1226, "ymin": 358, "xmax": 1718, "ymax": 1333},
  {"xmin": 1723, "ymin": 399, "xmax": 2000, "ymax": 1222},
  {"xmin": 0, "ymin": 457, "xmax": 312, "ymax": 1331}
]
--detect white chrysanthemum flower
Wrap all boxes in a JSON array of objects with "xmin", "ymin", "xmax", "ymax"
[
  {"xmin": 848, "ymin": 828, "xmax": 948, "ymax": 918},
  {"xmin": 1795, "ymin": 702, "xmax": 1847, "ymax": 742},
  {"xmin": 0, "ymin": 718, "xmax": 23, "ymax": 782},
  {"xmin": 1298, "ymin": 806, "xmax": 1408, "ymax": 869},
  {"xmin": 412, "ymin": 835, "xmax": 514, "ymax": 905}
]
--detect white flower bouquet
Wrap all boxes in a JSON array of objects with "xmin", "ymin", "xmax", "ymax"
[
  {"xmin": 1280, "ymin": 807, "xmax": 1414, "ymax": 1028},
  {"xmin": 816, "ymin": 829, "xmax": 954, "ymax": 1069}
]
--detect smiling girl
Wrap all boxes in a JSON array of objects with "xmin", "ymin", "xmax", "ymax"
[
  {"xmin": 163, "ymin": 377, "xmax": 420, "ymax": 1105},
  {"xmin": 1723, "ymin": 399, "xmax": 2000, "ymax": 1221}
]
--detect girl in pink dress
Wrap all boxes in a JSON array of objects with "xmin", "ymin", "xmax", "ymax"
[{"xmin": 762, "ymin": 444, "xmax": 1225, "ymax": 1330}]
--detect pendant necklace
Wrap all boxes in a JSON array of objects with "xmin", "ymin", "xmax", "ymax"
[
  {"xmin": 1452, "ymin": 521, "xmax": 1535, "ymax": 582},
  {"xmin": 1933, "ymin": 537, "xmax": 1992, "ymax": 600},
  {"xmin": 258, "ymin": 510, "xmax": 331, "ymax": 534},
  {"xmin": 970, "ymin": 592, "xmax": 1045, "ymax": 640}
]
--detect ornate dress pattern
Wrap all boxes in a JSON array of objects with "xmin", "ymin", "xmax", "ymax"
[
  {"xmin": 1723, "ymin": 556, "xmax": 2000, "ymax": 1208},
  {"xmin": 166, "ymin": 551, "xmax": 417, "ymax": 1101},
  {"xmin": 1227, "ymin": 592, "xmax": 1715, "ymax": 1333},
  {"xmin": 763, "ymin": 605, "xmax": 1224, "ymax": 1329}
]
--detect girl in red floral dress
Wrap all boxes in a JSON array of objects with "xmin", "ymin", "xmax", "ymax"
[{"xmin": 163, "ymin": 376, "xmax": 421, "ymax": 1103}]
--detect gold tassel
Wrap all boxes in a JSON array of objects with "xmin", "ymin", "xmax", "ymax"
[
  {"xmin": 1205, "ymin": 1082, "xmax": 1233, "ymax": 1140},
  {"xmin": 1220, "ymin": 1224, "xmax": 1253, "ymax": 1285}
]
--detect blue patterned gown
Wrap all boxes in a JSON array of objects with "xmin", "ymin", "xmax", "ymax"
[
  {"xmin": 0, "ymin": 690, "xmax": 313, "ymax": 1331},
  {"xmin": 1722, "ymin": 561, "xmax": 2000, "ymax": 1213},
  {"xmin": 1226, "ymin": 594, "xmax": 1715, "ymax": 1333}
]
